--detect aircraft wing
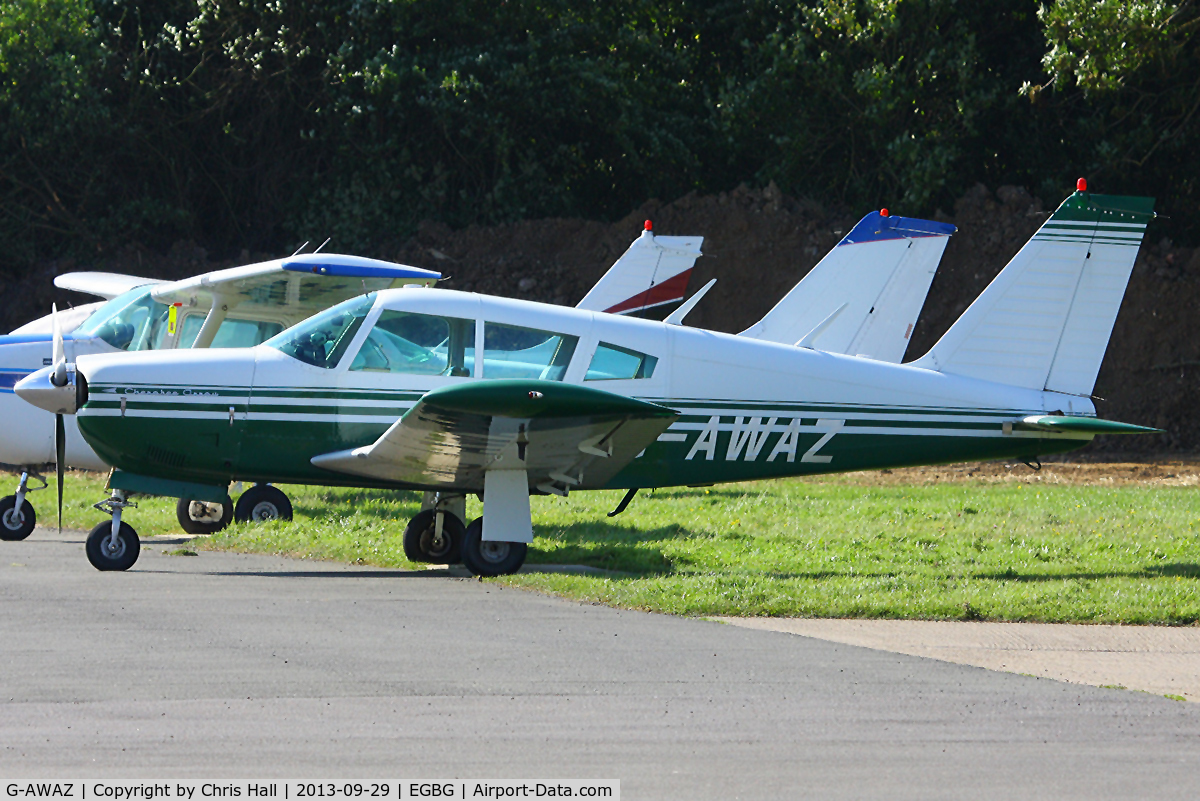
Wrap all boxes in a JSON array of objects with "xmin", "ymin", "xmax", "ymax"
[
  {"xmin": 576, "ymin": 230, "xmax": 703, "ymax": 315},
  {"xmin": 9, "ymin": 301, "xmax": 106, "ymax": 335},
  {"xmin": 739, "ymin": 213, "xmax": 955, "ymax": 362},
  {"xmin": 311, "ymin": 380, "xmax": 678, "ymax": 492},
  {"xmin": 150, "ymin": 254, "xmax": 441, "ymax": 316},
  {"xmin": 54, "ymin": 272, "xmax": 165, "ymax": 300}
]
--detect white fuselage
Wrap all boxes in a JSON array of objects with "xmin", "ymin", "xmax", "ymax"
[{"xmin": 68, "ymin": 289, "xmax": 1095, "ymax": 490}]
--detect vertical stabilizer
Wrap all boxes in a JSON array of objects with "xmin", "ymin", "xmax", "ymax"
[
  {"xmin": 911, "ymin": 190, "xmax": 1154, "ymax": 396},
  {"xmin": 739, "ymin": 212, "xmax": 955, "ymax": 362},
  {"xmin": 576, "ymin": 229, "xmax": 703, "ymax": 315}
]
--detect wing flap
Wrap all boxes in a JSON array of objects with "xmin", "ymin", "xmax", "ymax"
[{"xmin": 312, "ymin": 380, "xmax": 678, "ymax": 491}]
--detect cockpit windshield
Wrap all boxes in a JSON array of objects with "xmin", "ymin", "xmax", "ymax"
[
  {"xmin": 264, "ymin": 294, "xmax": 375, "ymax": 368},
  {"xmin": 73, "ymin": 285, "xmax": 171, "ymax": 352}
]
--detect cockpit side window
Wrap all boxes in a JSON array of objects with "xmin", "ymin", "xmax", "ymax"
[
  {"xmin": 584, "ymin": 342, "xmax": 658, "ymax": 380},
  {"xmin": 349, "ymin": 310, "xmax": 476, "ymax": 376},
  {"xmin": 264, "ymin": 294, "xmax": 374, "ymax": 368},
  {"xmin": 74, "ymin": 286, "xmax": 170, "ymax": 352},
  {"xmin": 482, "ymin": 323, "xmax": 577, "ymax": 381}
]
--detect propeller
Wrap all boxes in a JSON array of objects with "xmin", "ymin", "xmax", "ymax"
[
  {"xmin": 50, "ymin": 304, "xmax": 67, "ymax": 532},
  {"xmin": 55, "ymin": 410, "xmax": 65, "ymax": 532}
]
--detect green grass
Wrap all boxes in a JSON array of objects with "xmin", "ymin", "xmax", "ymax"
[{"xmin": 51, "ymin": 471, "xmax": 1200, "ymax": 624}]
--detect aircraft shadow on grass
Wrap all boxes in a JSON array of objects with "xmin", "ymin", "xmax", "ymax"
[{"xmin": 975, "ymin": 563, "xmax": 1200, "ymax": 581}]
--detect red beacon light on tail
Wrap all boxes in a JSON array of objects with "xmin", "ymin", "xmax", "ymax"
[
  {"xmin": 644, "ymin": 220, "xmax": 653, "ymax": 231},
  {"xmin": 880, "ymin": 208, "xmax": 889, "ymax": 217},
  {"xmin": 1077, "ymin": 177, "xmax": 1087, "ymax": 192}
]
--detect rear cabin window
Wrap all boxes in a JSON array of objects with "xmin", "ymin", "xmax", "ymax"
[
  {"xmin": 349, "ymin": 310, "xmax": 475, "ymax": 376},
  {"xmin": 482, "ymin": 323, "xmax": 577, "ymax": 381},
  {"xmin": 585, "ymin": 342, "xmax": 658, "ymax": 380},
  {"xmin": 178, "ymin": 316, "xmax": 283, "ymax": 349}
]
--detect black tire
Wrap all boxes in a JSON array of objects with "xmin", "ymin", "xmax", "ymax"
[
  {"xmin": 175, "ymin": 496, "xmax": 233, "ymax": 535},
  {"xmin": 234, "ymin": 485, "xmax": 293, "ymax": 523},
  {"xmin": 402, "ymin": 509, "xmax": 466, "ymax": 564},
  {"xmin": 0, "ymin": 495, "xmax": 36, "ymax": 541},
  {"xmin": 460, "ymin": 517, "xmax": 528, "ymax": 577},
  {"xmin": 85, "ymin": 521, "xmax": 140, "ymax": 571}
]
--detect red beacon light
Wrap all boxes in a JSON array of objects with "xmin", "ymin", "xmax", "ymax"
[
  {"xmin": 644, "ymin": 220, "xmax": 653, "ymax": 231},
  {"xmin": 880, "ymin": 208, "xmax": 889, "ymax": 217},
  {"xmin": 1077, "ymin": 177, "xmax": 1087, "ymax": 192}
]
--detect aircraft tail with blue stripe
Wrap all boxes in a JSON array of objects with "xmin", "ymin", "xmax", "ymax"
[{"xmin": 739, "ymin": 212, "xmax": 956, "ymax": 363}]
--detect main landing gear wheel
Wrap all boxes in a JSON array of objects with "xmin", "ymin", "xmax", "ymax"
[
  {"xmin": 175, "ymin": 496, "xmax": 233, "ymax": 535},
  {"xmin": 234, "ymin": 485, "xmax": 293, "ymax": 523},
  {"xmin": 460, "ymin": 517, "xmax": 527, "ymax": 577},
  {"xmin": 85, "ymin": 521, "xmax": 140, "ymax": 571},
  {"xmin": 402, "ymin": 509, "xmax": 465, "ymax": 564},
  {"xmin": 0, "ymin": 495, "xmax": 36, "ymax": 541}
]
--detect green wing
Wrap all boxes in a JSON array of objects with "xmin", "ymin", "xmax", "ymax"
[{"xmin": 311, "ymin": 379, "xmax": 679, "ymax": 492}]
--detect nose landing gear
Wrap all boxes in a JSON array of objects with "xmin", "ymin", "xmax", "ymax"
[
  {"xmin": 86, "ymin": 489, "xmax": 140, "ymax": 571},
  {"xmin": 0, "ymin": 470, "xmax": 44, "ymax": 541}
]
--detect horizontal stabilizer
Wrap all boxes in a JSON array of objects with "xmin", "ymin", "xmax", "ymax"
[
  {"xmin": 577, "ymin": 231, "xmax": 703, "ymax": 315},
  {"xmin": 1011, "ymin": 415, "xmax": 1162, "ymax": 435},
  {"xmin": 740, "ymin": 212, "xmax": 954, "ymax": 362},
  {"xmin": 913, "ymin": 191, "xmax": 1154, "ymax": 396}
]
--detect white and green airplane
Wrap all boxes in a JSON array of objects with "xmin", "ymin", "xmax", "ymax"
[
  {"xmin": 3, "ymin": 211, "xmax": 955, "ymax": 548},
  {"xmin": 20, "ymin": 186, "xmax": 1143, "ymax": 578}
]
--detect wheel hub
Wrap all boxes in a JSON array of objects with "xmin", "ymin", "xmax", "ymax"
[
  {"xmin": 2, "ymin": 508, "xmax": 24, "ymax": 530},
  {"xmin": 102, "ymin": 537, "xmax": 126, "ymax": 559},
  {"xmin": 419, "ymin": 526, "xmax": 452, "ymax": 559},
  {"xmin": 189, "ymin": 501, "xmax": 223, "ymax": 524},
  {"xmin": 251, "ymin": 502, "xmax": 279, "ymax": 521},
  {"xmin": 479, "ymin": 541, "xmax": 511, "ymax": 564}
]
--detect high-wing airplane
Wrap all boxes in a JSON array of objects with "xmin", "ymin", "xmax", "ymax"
[
  {"xmin": 0, "ymin": 254, "xmax": 441, "ymax": 539},
  {"xmin": 17, "ymin": 183, "xmax": 1158, "ymax": 577},
  {"xmin": 0, "ymin": 229, "xmax": 708, "ymax": 539}
]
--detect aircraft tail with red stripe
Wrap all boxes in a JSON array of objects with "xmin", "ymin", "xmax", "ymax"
[{"xmin": 576, "ymin": 225, "xmax": 703, "ymax": 316}]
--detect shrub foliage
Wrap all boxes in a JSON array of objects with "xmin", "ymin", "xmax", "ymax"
[{"xmin": 1, "ymin": 0, "xmax": 1197, "ymax": 273}]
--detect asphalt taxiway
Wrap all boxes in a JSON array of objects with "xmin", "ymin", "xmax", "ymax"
[{"xmin": 2, "ymin": 529, "xmax": 1197, "ymax": 798}]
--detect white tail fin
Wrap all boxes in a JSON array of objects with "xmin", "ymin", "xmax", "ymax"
[
  {"xmin": 911, "ymin": 190, "xmax": 1154, "ymax": 396},
  {"xmin": 739, "ymin": 212, "xmax": 955, "ymax": 362},
  {"xmin": 576, "ymin": 229, "xmax": 703, "ymax": 315}
]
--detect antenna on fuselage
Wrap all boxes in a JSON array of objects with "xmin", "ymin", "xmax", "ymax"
[
  {"xmin": 313, "ymin": 237, "xmax": 331, "ymax": 253},
  {"xmin": 289, "ymin": 241, "xmax": 310, "ymax": 257}
]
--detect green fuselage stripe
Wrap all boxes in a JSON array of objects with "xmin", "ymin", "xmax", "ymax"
[{"xmin": 79, "ymin": 382, "xmax": 1087, "ymax": 494}]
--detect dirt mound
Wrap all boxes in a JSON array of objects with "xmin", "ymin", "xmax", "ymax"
[{"xmin": 7, "ymin": 183, "xmax": 1197, "ymax": 453}]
